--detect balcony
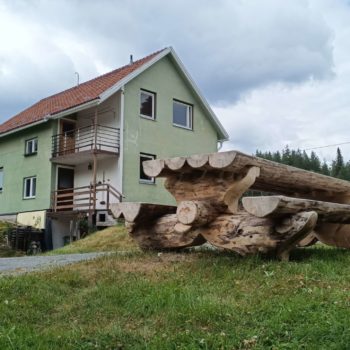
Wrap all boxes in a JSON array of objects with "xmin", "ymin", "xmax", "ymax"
[
  {"xmin": 51, "ymin": 124, "xmax": 120, "ymax": 165},
  {"xmin": 51, "ymin": 183, "xmax": 123, "ymax": 213}
]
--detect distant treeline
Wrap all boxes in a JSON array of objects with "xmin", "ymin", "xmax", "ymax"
[{"xmin": 256, "ymin": 146, "xmax": 350, "ymax": 181}]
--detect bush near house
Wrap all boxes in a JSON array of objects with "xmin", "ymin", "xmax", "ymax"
[{"xmin": 0, "ymin": 221, "xmax": 22, "ymax": 257}]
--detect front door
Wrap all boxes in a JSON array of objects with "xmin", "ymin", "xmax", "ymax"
[
  {"xmin": 59, "ymin": 120, "xmax": 76, "ymax": 155},
  {"xmin": 57, "ymin": 167, "xmax": 75, "ymax": 211}
]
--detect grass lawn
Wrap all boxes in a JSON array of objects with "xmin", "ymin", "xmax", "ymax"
[
  {"xmin": 1, "ymin": 226, "xmax": 350, "ymax": 349},
  {"xmin": 45, "ymin": 225, "xmax": 139, "ymax": 255}
]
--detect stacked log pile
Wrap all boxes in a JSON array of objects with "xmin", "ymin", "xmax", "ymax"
[{"xmin": 111, "ymin": 150, "xmax": 350, "ymax": 260}]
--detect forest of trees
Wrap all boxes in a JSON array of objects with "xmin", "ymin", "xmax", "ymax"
[{"xmin": 256, "ymin": 147, "xmax": 350, "ymax": 181}]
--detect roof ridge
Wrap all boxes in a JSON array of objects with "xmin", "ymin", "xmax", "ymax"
[{"xmin": 38, "ymin": 47, "xmax": 167, "ymax": 104}]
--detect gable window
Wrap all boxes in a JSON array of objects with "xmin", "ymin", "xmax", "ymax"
[
  {"xmin": 173, "ymin": 100, "xmax": 193, "ymax": 130},
  {"xmin": 23, "ymin": 176, "xmax": 36, "ymax": 199},
  {"xmin": 0, "ymin": 167, "xmax": 3, "ymax": 192},
  {"xmin": 140, "ymin": 90, "xmax": 156, "ymax": 120},
  {"xmin": 25, "ymin": 138, "xmax": 38, "ymax": 156},
  {"xmin": 139, "ymin": 153, "xmax": 156, "ymax": 184}
]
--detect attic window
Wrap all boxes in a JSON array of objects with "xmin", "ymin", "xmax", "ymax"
[
  {"xmin": 25, "ymin": 138, "xmax": 38, "ymax": 156},
  {"xmin": 140, "ymin": 90, "xmax": 156, "ymax": 120},
  {"xmin": 173, "ymin": 100, "xmax": 193, "ymax": 130}
]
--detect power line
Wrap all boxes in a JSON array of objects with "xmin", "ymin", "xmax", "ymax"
[{"xmin": 304, "ymin": 141, "xmax": 350, "ymax": 151}]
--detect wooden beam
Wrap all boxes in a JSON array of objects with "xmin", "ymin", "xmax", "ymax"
[
  {"xmin": 176, "ymin": 200, "xmax": 219, "ymax": 226},
  {"xmin": 110, "ymin": 202, "xmax": 176, "ymax": 223},
  {"xmin": 243, "ymin": 195, "xmax": 350, "ymax": 223},
  {"xmin": 143, "ymin": 150, "xmax": 350, "ymax": 200}
]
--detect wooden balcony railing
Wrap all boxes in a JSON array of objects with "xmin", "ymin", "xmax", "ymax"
[
  {"xmin": 51, "ymin": 124, "xmax": 120, "ymax": 158},
  {"xmin": 51, "ymin": 183, "xmax": 123, "ymax": 212}
]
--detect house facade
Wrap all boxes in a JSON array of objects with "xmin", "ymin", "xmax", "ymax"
[{"xmin": 0, "ymin": 47, "xmax": 228, "ymax": 249}]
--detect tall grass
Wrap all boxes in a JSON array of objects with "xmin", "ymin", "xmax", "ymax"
[{"xmin": 1, "ymin": 245, "xmax": 350, "ymax": 349}]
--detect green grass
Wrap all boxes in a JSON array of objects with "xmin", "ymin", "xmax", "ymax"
[
  {"xmin": 46, "ymin": 225, "xmax": 139, "ymax": 255},
  {"xmin": 1, "ymin": 241, "xmax": 350, "ymax": 349}
]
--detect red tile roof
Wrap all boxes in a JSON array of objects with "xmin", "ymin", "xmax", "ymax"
[{"xmin": 0, "ymin": 49, "xmax": 165, "ymax": 135}]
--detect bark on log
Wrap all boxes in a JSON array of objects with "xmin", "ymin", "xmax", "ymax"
[
  {"xmin": 174, "ymin": 223, "xmax": 192, "ymax": 234},
  {"xmin": 129, "ymin": 214, "xmax": 205, "ymax": 250},
  {"xmin": 313, "ymin": 223, "xmax": 350, "ymax": 248},
  {"xmin": 115, "ymin": 202, "xmax": 317, "ymax": 259},
  {"xmin": 242, "ymin": 195, "xmax": 350, "ymax": 223},
  {"xmin": 164, "ymin": 166, "xmax": 260, "ymax": 214},
  {"xmin": 275, "ymin": 211, "xmax": 318, "ymax": 261},
  {"xmin": 192, "ymin": 211, "xmax": 317, "ymax": 260},
  {"xmin": 297, "ymin": 232, "xmax": 318, "ymax": 247}
]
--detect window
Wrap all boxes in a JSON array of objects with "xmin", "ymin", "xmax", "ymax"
[
  {"xmin": 25, "ymin": 138, "xmax": 38, "ymax": 155},
  {"xmin": 173, "ymin": 100, "xmax": 193, "ymax": 130},
  {"xmin": 0, "ymin": 168, "xmax": 3, "ymax": 192},
  {"xmin": 140, "ymin": 90, "xmax": 155, "ymax": 120},
  {"xmin": 23, "ymin": 176, "xmax": 36, "ymax": 199},
  {"xmin": 139, "ymin": 153, "xmax": 156, "ymax": 184}
]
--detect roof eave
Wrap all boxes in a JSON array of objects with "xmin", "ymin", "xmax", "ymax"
[{"xmin": 0, "ymin": 99, "xmax": 100, "ymax": 139}]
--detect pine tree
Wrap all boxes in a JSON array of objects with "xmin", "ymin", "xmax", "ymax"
[
  {"xmin": 309, "ymin": 151, "xmax": 321, "ymax": 173},
  {"xmin": 282, "ymin": 146, "xmax": 292, "ymax": 165},
  {"xmin": 321, "ymin": 161, "xmax": 330, "ymax": 176},
  {"xmin": 273, "ymin": 151, "xmax": 282, "ymax": 163},
  {"xmin": 331, "ymin": 148, "xmax": 344, "ymax": 177}
]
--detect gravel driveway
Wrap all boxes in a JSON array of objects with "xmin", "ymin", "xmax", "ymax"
[{"xmin": 0, "ymin": 252, "xmax": 108, "ymax": 276}]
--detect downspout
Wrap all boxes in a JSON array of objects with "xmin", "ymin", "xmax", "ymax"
[
  {"xmin": 118, "ymin": 86, "xmax": 125, "ymax": 200},
  {"xmin": 217, "ymin": 140, "xmax": 224, "ymax": 151}
]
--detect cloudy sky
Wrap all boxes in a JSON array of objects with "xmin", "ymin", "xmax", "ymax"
[{"xmin": 1, "ymin": 0, "xmax": 350, "ymax": 160}]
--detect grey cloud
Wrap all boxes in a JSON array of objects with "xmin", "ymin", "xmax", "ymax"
[{"xmin": 0, "ymin": 0, "xmax": 336, "ymax": 121}]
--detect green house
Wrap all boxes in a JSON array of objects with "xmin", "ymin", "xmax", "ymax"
[{"xmin": 0, "ymin": 47, "xmax": 228, "ymax": 249}]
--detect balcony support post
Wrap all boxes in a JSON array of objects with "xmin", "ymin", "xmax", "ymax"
[
  {"xmin": 92, "ymin": 107, "xmax": 98, "ymax": 212},
  {"xmin": 94, "ymin": 108, "xmax": 98, "ymax": 150}
]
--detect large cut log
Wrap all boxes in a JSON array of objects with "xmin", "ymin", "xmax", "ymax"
[
  {"xmin": 176, "ymin": 200, "xmax": 221, "ymax": 226},
  {"xmin": 143, "ymin": 150, "xmax": 350, "ymax": 201},
  {"xmin": 164, "ymin": 166, "xmax": 260, "ymax": 214},
  {"xmin": 312, "ymin": 223, "xmax": 350, "ymax": 248},
  {"xmin": 121, "ymin": 207, "xmax": 317, "ymax": 259},
  {"xmin": 242, "ymin": 195, "xmax": 350, "ymax": 223},
  {"xmin": 128, "ymin": 214, "xmax": 205, "ymax": 250},
  {"xmin": 191, "ymin": 211, "xmax": 317, "ymax": 260}
]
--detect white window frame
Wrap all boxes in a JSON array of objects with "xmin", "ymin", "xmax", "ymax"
[
  {"xmin": 172, "ymin": 100, "xmax": 193, "ymax": 130},
  {"xmin": 139, "ymin": 153, "xmax": 156, "ymax": 184},
  {"xmin": 140, "ymin": 90, "xmax": 156, "ymax": 120},
  {"xmin": 0, "ymin": 167, "xmax": 3, "ymax": 192},
  {"xmin": 25, "ymin": 138, "xmax": 38, "ymax": 155},
  {"xmin": 23, "ymin": 176, "xmax": 36, "ymax": 199}
]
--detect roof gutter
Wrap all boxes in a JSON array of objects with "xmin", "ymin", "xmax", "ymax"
[{"xmin": 0, "ymin": 99, "xmax": 100, "ymax": 139}]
